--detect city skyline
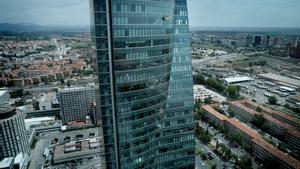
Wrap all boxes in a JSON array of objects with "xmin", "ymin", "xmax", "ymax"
[{"xmin": 0, "ymin": 0, "xmax": 300, "ymax": 28}]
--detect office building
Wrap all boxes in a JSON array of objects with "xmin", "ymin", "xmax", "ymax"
[
  {"xmin": 288, "ymin": 44, "xmax": 300, "ymax": 59},
  {"xmin": 59, "ymin": 87, "xmax": 97, "ymax": 123},
  {"xmin": 245, "ymin": 35, "xmax": 254, "ymax": 47},
  {"xmin": 0, "ymin": 107, "xmax": 30, "ymax": 161},
  {"xmin": 90, "ymin": 0, "xmax": 194, "ymax": 168},
  {"xmin": 253, "ymin": 36, "xmax": 261, "ymax": 47},
  {"xmin": 53, "ymin": 138, "xmax": 103, "ymax": 164}
]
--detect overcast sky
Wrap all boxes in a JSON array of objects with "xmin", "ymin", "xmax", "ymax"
[{"xmin": 0, "ymin": 0, "xmax": 300, "ymax": 27}]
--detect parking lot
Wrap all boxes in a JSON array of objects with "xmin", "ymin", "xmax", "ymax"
[{"xmin": 236, "ymin": 78, "xmax": 299, "ymax": 106}]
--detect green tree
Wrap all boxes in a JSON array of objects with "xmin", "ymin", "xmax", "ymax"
[
  {"xmin": 204, "ymin": 96, "xmax": 213, "ymax": 104},
  {"xmin": 251, "ymin": 114, "xmax": 269, "ymax": 131},
  {"xmin": 67, "ymin": 81, "xmax": 71, "ymax": 87},
  {"xmin": 228, "ymin": 111, "xmax": 235, "ymax": 118},
  {"xmin": 15, "ymin": 100, "xmax": 24, "ymax": 107},
  {"xmin": 237, "ymin": 154, "xmax": 252, "ymax": 169},
  {"xmin": 268, "ymin": 96, "xmax": 278, "ymax": 105},
  {"xmin": 226, "ymin": 85, "xmax": 241, "ymax": 99},
  {"xmin": 256, "ymin": 106, "xmax": 263, "ymax": 112},
  {"xmin": 10, "ymin": 89, "xmax": 24, "ymax": 98},
  {"xmin": 206, "ymin": 78, "xmax": 225, "ymax": 92},
  {"xmin": 232, "ymin": 134, "xmax": 242, "ymax": 145},
  {"xmin": 33, "ymin": 101, "xmax": 40, "ymax": 110},
  {"xmin": 60, "ymin": 78, "xmax": 65, "ymax": 84},
  {"xmin": 194, "ymin": 74, "xmax": 206, "ymax": 85},
  {"xmin": 198, "ymin": 109, "xmax": 208, "ymax": 122},
  {"xmin": 195, "ymin": 123, "xmax": 212, "ymax": 144}
]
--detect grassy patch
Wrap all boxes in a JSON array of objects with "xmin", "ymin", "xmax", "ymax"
[
  {"xmin": 208, "ymin": 143, "xmax": 214, "ymax": 150},
  {"xmin": 207, "ymin": 160, "xmax": 215, "ymax": 168}
]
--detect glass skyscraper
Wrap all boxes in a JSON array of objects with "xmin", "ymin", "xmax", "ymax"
[{"xmin": 90, "ymin": 0, "xmax": 194, "ymax": 168}]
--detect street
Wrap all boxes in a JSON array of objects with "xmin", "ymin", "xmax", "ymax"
[
  {"xmin": 196, "ymin": 120, "xmax": 259, "ymax": 169},
  {"xmin": 197, "ymin": 120, "xmax": 245, "ymax": 158},
  {"xmin": 29, "ymin": 139, "xmax": 50, "ymax": 169},
  {"xmin": 195, "ymin": 138, "xmax": 226, "ymax": 169}
]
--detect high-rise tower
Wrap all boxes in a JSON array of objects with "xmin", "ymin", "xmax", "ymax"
[
  {"xmin": 0, "ymin": 107, "xmax": 30, "ymax": 160},
  {"xmin": 90, "ymin": 0, "xmax": 194, "ymax": 168}
]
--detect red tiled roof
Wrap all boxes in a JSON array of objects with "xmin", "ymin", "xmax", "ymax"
[
  {"xmin": 203, "ymin": 104, "xmax": 300, "ymax": 168},
  {"xmin": 253, "ymin": 138, "xmax": 300, "ymax": 169},
  {"xmin": 201, "ymin": 105, "xmax": 227, "ymax": 121}
]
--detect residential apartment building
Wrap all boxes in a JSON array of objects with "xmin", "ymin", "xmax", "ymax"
[
  {"xmin": 202, "ymin": 105, "xmax": 226, "ymax": 125},
  {"xmin": 242, "ymin": 100, "xmax": 300, "ymax": 130},
  {"xmin": 229, "ymin": 100, "xmax": 300, "ymax": 154},
  {"xmin": 59, "ymin": 87, "xmax": 97, "ymax": 123},
  {"xmin": 252, "ymin": 138, "xmax": 299, "ymax": 169},
  {"xmin": 201, "ymin": 105, "xmax": 300, "ymax": 169}
]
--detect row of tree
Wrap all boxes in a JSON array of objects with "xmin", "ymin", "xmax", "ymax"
[
  {"xmin": 195, "ymin": 122, "xmax": 212, "ymax": 144},
  {"xmin": 194, "ymin": 74, "xmax": 241, "ymax": 100}
]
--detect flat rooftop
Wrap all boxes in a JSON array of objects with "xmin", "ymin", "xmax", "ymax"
[
  {"xmin": 59, "ymin": 86, "xmax": 97, "ymax": 93},
  {"xmin": 253, "ymin": 138, "xmax": 300, "ymax": 168},
  {"xmin": 224, "ymin": 76, "xmax": 252, "ymax": 84},
  {"xmin": 205, "ymin": 104, "xmax": 300, "ymax": 168},
  {"xmin": 24, "ymin": 116, "xmax": 55, "ymax": 123},
  {"xmin": 0, "ymin": 90, "xmax": 7, "ymax": 97},
  {"xmin": 226, "ymin": 118, "xmax": 260, "ymax": 139},
  {"xmin": 0, "ymin": 157, "xmax": 14, "ymax": 168},
  {"xmin": 231, "ymin": 100, "xmax": 300, "ymax": 137},
  {"xmin": 242, "ymin": 100, "xmax": 300, "ymax": 126},
  {"xmin": 53, "ymin": 138, "xmax": 102, "ymax": 164},
  {"xmin": 202, "ymin": 105, "xmax": 227, "ymax": 121},
  {"xmin": 258, "ymin": 73, "xmax": 300, "ymax": 88}
]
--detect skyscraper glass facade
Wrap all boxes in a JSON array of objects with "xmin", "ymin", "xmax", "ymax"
[{"xmin": 90, "ymin": 0, "xmax": 194, "ymax": 168}]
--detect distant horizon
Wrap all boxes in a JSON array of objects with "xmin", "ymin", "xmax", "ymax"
[
  {"xmin": 2, "ymin": 22, "xmax": 300, "ymax": 29},
  {"xmin": 1, "ymin": 0, "xmax": 300, "ymax": 28}
]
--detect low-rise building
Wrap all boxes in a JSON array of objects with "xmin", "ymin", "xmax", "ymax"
[
  {"xmin": 202, "ymin": 105, "xmax": 226, "ymax": 125},
  {"xmin": 201, "ymin": 104, "xmax": 300, "ymax": 169},
  {"xmin": 23, "ymin": 78, "xmax": 33, "ymax": 86},
  {"xmin": 39, "ymin": 92, "xmax": 58, "ymax": 111},
  {"xmin": 252, "ymin": 138, "xmax": 299, "ymax": 169},
  {"xmin": 0, "ymin": 90, "xmax": 10, "ymax": 105},
  {"xmin": 228, "ymin": 101, "xmax": 255, "ymax": 123},
  {"xmin": 11, "ymin": 79, "xmax": 24, "ymax": 87},
  {"xmin": 53, "ymin": 138, "xmax": 103, "ymax": 164},
  {"xmin": 229, "ymin": 100, "xmax": 300, "ymax": 154},
  {"xmin": 258, "ymin": 73, "xmax": 300, "ymax": 89},
  {"xmin": 0, "ymin": 153, "xmax": 28, "ymax": 169},
  {"xmin": 0, "ymin": 157, "xmax": 14, "ymax": 169},
  {"xmin": 287, "ymin": 96, "xmax": 300, "ymax": 108},
  {"xmin": 241, "ymin": 100, "xmax": 300, "ymax": 131},
  {"xmin": 224, "ymin": 76, "xmax": 253, "ymax": 84}
]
